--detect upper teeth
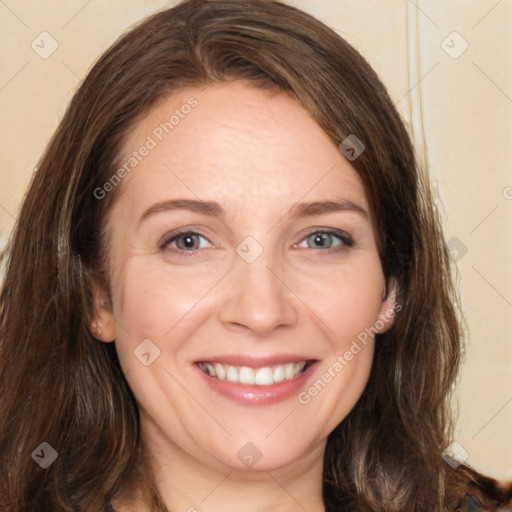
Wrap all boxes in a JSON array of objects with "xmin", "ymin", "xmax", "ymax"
[{"xmin": 198, "ymin": 361, "xmax": 307, "ymax": 386}]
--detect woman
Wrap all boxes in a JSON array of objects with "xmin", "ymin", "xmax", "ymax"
[{"xmin": 0, "ymin": 0, "xmax": 510, "ymax": 510}]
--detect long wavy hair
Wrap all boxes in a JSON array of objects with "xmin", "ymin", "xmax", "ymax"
[{"xmin": 0, "ymin": 0, "xmax": 483, "ymax": 510}]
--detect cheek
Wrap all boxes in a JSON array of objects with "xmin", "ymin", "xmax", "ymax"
[
  {"xmin": 110, "ymin": 259, "xmax": 205, "ymax": 375},
  {"xmin": 295, "ymin": 256, "xmax": 385, "ymax": 345},
  {"xmin": 114, "ymin": 258, "xmax": 209, "ymax": 333}
]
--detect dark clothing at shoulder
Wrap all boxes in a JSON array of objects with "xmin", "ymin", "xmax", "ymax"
[{"xmin": 449, "ymin": 463, "xmax": 512, "ymax": 511}]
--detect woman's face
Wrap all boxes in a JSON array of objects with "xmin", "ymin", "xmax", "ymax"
[{"xmin": 95, "ymin": 81, "xmax": 396, "ymax": 472}]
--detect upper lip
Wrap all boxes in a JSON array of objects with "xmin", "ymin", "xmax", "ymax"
[{"xmin": 194, "ymin": 354, "xmax": 318, "ymax": 367}]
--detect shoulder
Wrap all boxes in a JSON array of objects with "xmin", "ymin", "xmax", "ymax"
[{"xmin": 446, "ymin": 462, "xmax": 512, "ymax": 511}]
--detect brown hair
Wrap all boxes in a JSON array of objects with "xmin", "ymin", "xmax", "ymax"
[{"xmin": 0, "ymin": 0, "xmax": 501, "ymax": 510}]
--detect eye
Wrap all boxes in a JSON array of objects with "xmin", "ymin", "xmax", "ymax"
[
  {"xmin": 158, "ymin": 227, "xmax": 354, "ymax": 258},
  {"xmin": 295, "ymin": 228, "xmax": 354, "ymax": 254},
  {"xmin": 158, "ymin": 230, "xmax": 213, "ymax": 256}
]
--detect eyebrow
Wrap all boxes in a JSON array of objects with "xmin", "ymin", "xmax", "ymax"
[{"xmin": 138, "ymin": 197, "xmax": 369, "ymax": 227}]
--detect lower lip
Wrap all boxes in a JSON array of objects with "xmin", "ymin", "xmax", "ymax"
[{"xmin": 194, "ymin": 362, "xmax": 318, "ymax": 405}]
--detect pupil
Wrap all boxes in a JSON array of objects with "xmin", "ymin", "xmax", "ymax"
[
  {"xmin": 314, "ymin": 233, "xmax": 329, "ymax": 248},
  {"xmin": 182, "ymin": 235, "xmax": 195, "ymax": 249}
]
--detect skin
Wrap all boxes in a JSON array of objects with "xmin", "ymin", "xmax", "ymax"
[{"xmin": 91, "ymin": 81, "xmax": 397, "ymax": 512}]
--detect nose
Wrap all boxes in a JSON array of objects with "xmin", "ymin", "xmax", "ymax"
[{"xmin": 219, "ymin": 249, "xmax": 299, "ymax": 337}]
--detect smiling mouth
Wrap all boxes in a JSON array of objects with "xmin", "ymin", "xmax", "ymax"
[{"xmin": 196, "ymin": 360, "xmax": 314, "ymax": 386}]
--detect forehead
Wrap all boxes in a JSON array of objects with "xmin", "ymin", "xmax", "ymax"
[{"xmin": 112, "ymin": 81, "xmax": 368, "ymax": 216}]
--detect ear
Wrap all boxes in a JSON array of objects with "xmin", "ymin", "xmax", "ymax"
[
  {"xmin": 375, "ymin": 277, "xmax": 399, "ymax": 334},
  {"xmin": 88, "ymin": 279, "xmax": 116, "ymax": 343}
]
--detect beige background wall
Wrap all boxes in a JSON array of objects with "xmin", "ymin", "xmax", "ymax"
[{"xmin": 1, "ymin": 0, "xmax": 511, "ymax": 480}]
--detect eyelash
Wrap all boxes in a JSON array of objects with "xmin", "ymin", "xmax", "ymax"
[{"xmin": 158, "ymin": 228, "xmax": 354, "ymax": 258}]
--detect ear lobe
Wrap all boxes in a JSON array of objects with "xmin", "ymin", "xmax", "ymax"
[
  {"xmin": 375, "ymin": 278, "xmax": 399, "ymax": 334},
  {"xmin": 88, "ymin": 279, "xmax": 116, "ymax": 343}
]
